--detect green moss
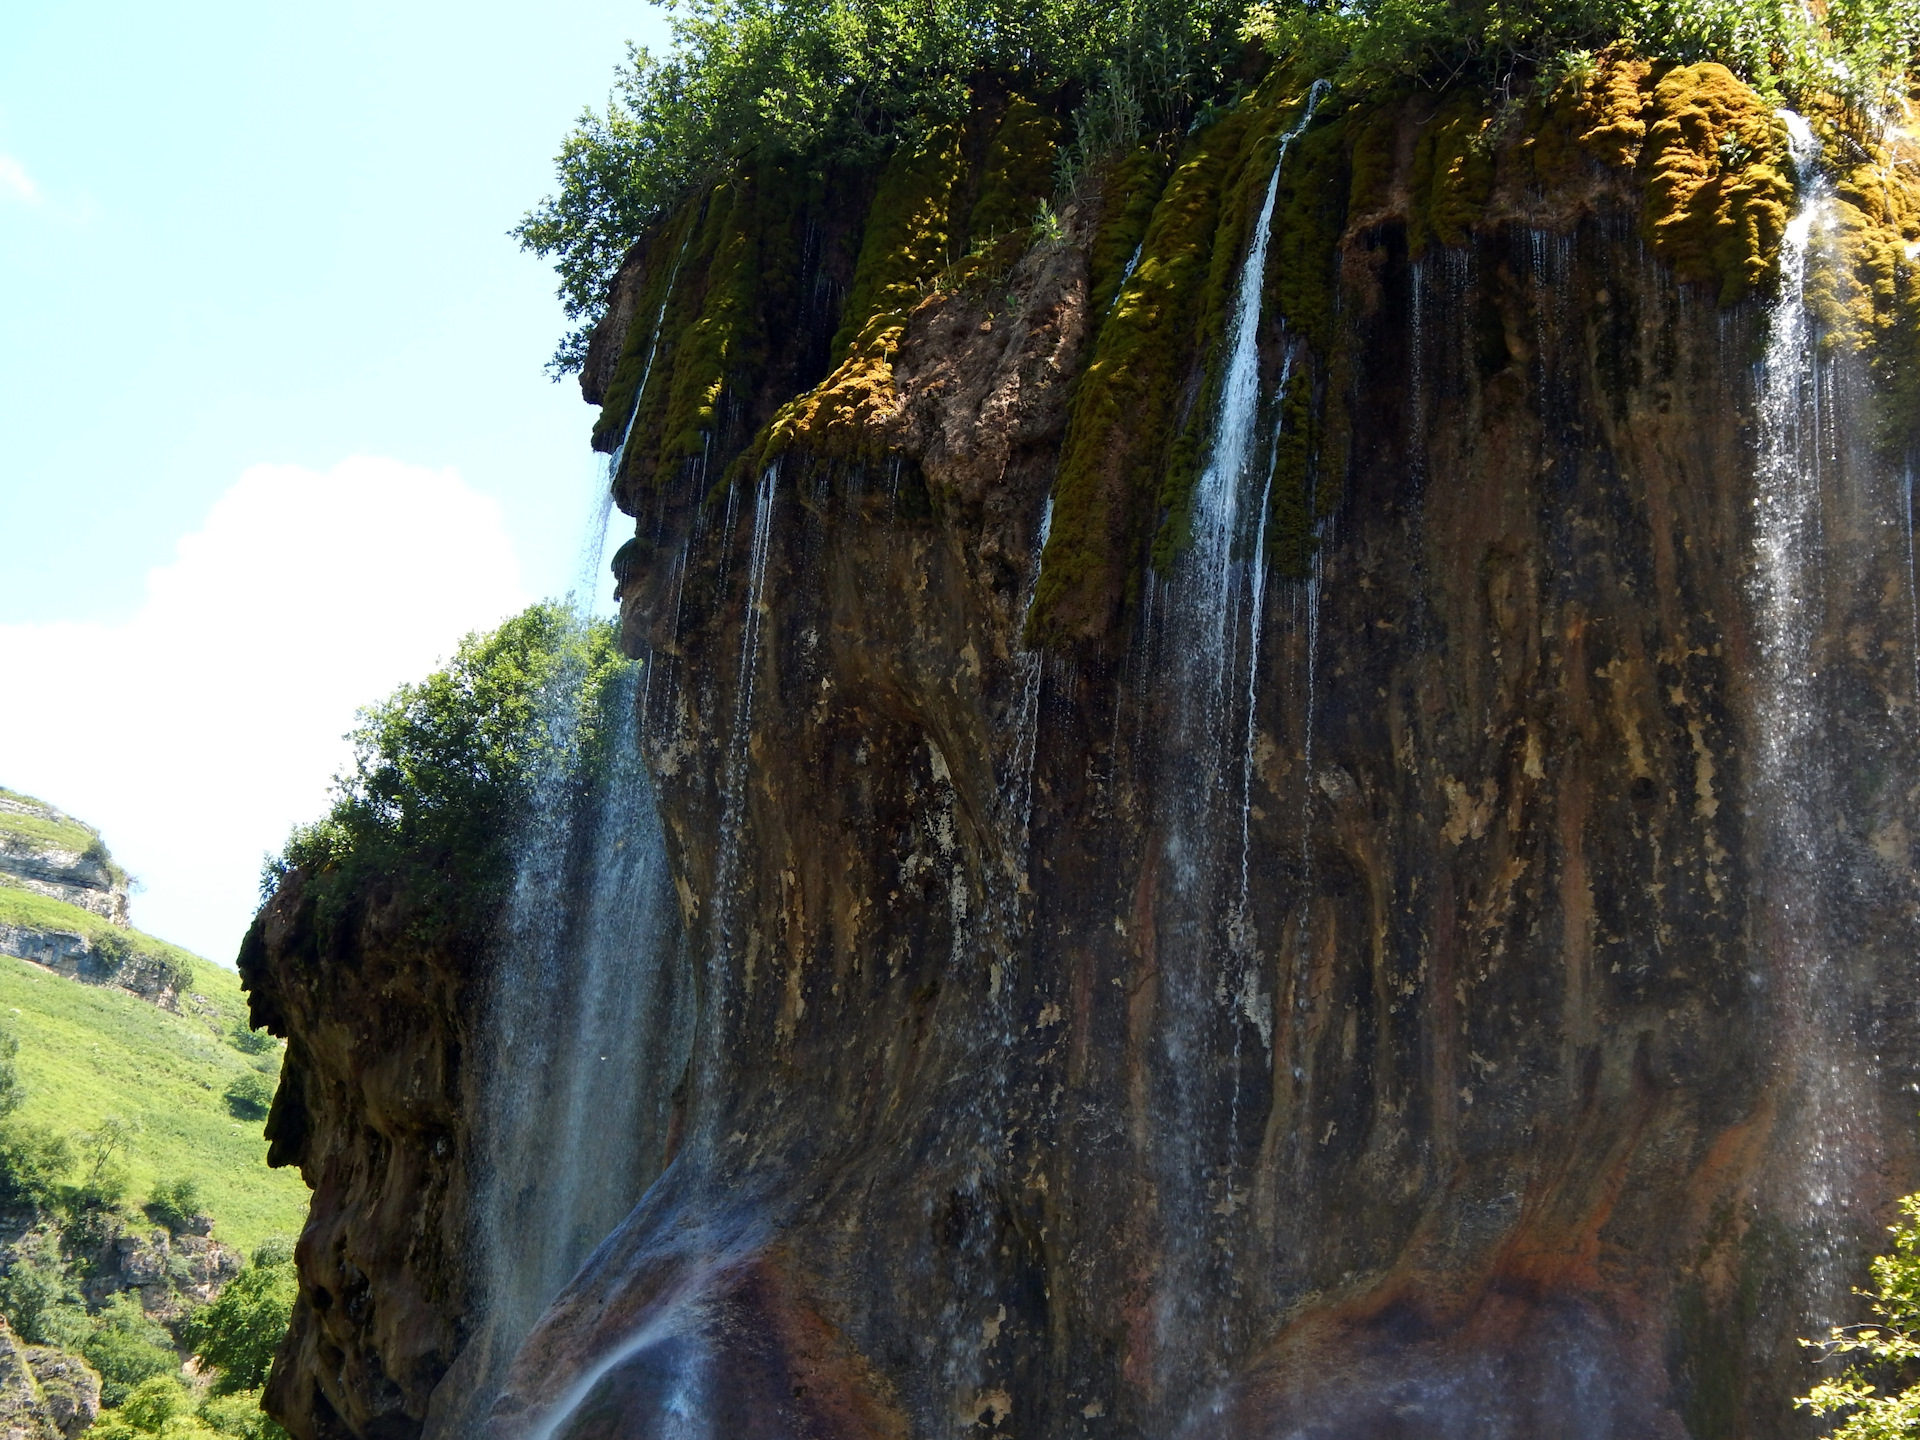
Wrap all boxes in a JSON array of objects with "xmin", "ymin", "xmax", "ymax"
[
  {"xmin": 1086, "ymin": 146, "xmax": 1172, "ymax": 320},
  {"xmin": 1266, "ymin": 108, "xmax": 1355, "ymax": 361},
  {"xmin": 751, "ymin": 123, "xmax": 968, "ymax": 468},
  {"xmin": 1025, "ymin": 100, "xmax": 1259, "ymax": 644},
  {"xmin": 609, "ymin": 187, "xmax": 726, "ymax": 493},
  {"xmin": 1345, "ymin": 99, "xmax": 1402, "ymax": 218},
  {"xmin": 967, "ymin": 97, "xmax": 1061, "ymax": 241},
  {"xmin": 1407, "ymin": 89, "xmax": 1496, "ymax": 257},
  {"xmin": 589, "ymin": 202, "xmax": 703, "ymax": 456},
  {"xmin": 1639, "ymin": 62, "xmax": 1792, "ymax": 306},
  {"xmin": 1265, "ymin": 361, "xmax": 1319, "ymax": 580},
  {"xmin": 1155, "ymin": 80, "xmax": 1326, "ymax": 572}
]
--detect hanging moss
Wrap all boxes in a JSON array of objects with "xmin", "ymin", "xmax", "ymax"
[
  {"xmin": 750, "ymin": 124, "xmax": 969, "ymax": 469},
  {"xmin": 967, "ymin": 97, "xmax": 1062, "ymax": 240},
  {"xmin": 1155, "ymin": 80, "xmax": 1328, "ymax": 571},
  {"xmin": 1266, "ymin": 109, "xmax": 1355, "ymax": 361},
  {"xmin": 1086, "ymin": 147, "xmax": 1172, "ymax": 319},
  {"xmin": 590, "ymin": 200, "xmax": 704, "ymax": 457},
  {"xmin": 1345, "ymin": 99, "xmax": 1403, "ymax": 219},
  {"xmin": 1265, "ymin": 360, "xmax": 1319, "ymax": 580},
  {"xmin": 1639, "ymin": 63, "xmax": 1793, "ymax": 306},
  {"xmin": 1407, "ymin": 89, "xmax": 1497, "ymax": 257}
]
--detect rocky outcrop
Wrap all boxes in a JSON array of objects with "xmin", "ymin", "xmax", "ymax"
[
  {"xmin": 237, "ymin": 881, "xmax": 481, "ymax": 1438},
  {"xmin": 0, "ymin": 927, "xmax": 189, "ymax": 1010},
  {"xmin": 0, "ymin": 794, "xmax": 128, "ymax": 926},
  {"xmin": 249, "ymin": 60, "xmax": 1920, "ymax": 1440},
  {"xmin": 0, "ymin": 1318, "xmax": 97, "ymax": 1440},
  {"xmin": 80, "ymin": 1221, "xmax": 242, "ymax": 1321}
]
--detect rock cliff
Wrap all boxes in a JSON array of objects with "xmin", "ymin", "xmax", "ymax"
[
  {"xmin": 0, "ymin": 794, "xmax": 127, "ymax": 927},
  {"xmin": 245, "ymin": 58, "xmax": 1920, "ymax": 1439}
]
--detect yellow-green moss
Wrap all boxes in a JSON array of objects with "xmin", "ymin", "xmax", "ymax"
[
  {"xmin": 753, "ymin": 124, "xmax": 968, "ymax": 468},
  {"xmin": 591, "ymin": 200, "xmax": 704, "ymax": 456},
  {"xmin": 968, "ymin": 97, "xmax": 1062, "ymax": 240},
  {"xmin": 1801, "ymin": 120, "xmax": 1920, "ymax": 449},
  {"xmin": 1086, "ymin": 145, "xmax": 1172, "ymax": 319},
  {"xmin": 1639, "ymin": 63, "xmax": 1793, "ymax": 305},
  {"xmin": 1407, "ymin": 89, "xmax": 1496, "ymax": 256},
  {"xmin": 1029, "ymin": 82, "xmax": 1331, "ymax": 644},
  {"xmin": 657, "ymin": 176, "xmax": 763, "ymax": 461}
]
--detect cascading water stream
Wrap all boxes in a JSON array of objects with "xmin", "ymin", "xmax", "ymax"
[
  {"xmin": 1749, "ymin": 110, "xmax": 1866, "ymax": 1325},
  {"xmin": 453, "ymin": 621, "xmax": 687, "ymax": 1433},
  {"xmin": 1144, "ymin": 79, "xmax": 1326, "ymax": 1386}
]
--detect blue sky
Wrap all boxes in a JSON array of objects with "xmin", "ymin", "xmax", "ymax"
[{"xmin": 0, "ymin": 1, "xmax": 670, "ymax": 960}]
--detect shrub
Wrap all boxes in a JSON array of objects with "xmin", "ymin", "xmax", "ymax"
[
  {"xmin": 223, "ymin": 1073, "xmax": 274, "ymax": 1123},
  {"xmin": 145, "ymin": 1177, "xmax": 202, "ymax": 1232},
  {"xmin": 197, "ymin": 1389, "xmax": 291, "ymax": 1440},
  {"xmin": 1801, "ymin": 1192, "xmax": 1920, "ymax": 1438},
  {"xmin": 0, "ymin": 1234, "xmax": 84, "ymax": 1345},
  {"xmin": 0, "ymin": 1119, "xmax": 70, "ymax": 1209},
  {"xmin": 226, "ymin": 1022, "xmax": 275, "ymax": 1057},
  {"xmin": 190, "ymin": 1253, "xmax": 297, "ymax": 1396},
  {"xmin": 117, "ymin": 1374, "xmax": 194, "ymax": 1431},
  {"xmin": 261, "ymin": 605, "xmax": 630, "ymax": 942},
  {"xmin": 81, "ymin": 1293, "xmax": 179, "ymax": 1406}
]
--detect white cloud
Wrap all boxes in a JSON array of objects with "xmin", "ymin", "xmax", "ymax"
[
  {"xmin": 0, "ymin": 456, "xmax": 529, "ymax": 963},
  {"xmin": 0, "ymin": 155, "xmax": 39, "ymax": 205}
]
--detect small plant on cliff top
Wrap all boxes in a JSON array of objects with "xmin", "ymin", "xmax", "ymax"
[
  {"xmin": 264, "ymin": 603, "xmax": 630, "ymax": 941},
  {"xmin": 1800, "ymin": 1193, "xmax": 1920, "ymax": 1439}
]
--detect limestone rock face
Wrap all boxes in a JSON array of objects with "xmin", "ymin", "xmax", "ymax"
[
  {"xmin": 246, "ymin": 71, "xmax": 1920, "ymax": 1440},
  {"xmin": 0, "ymin": 1318, "xmax": 95, "ymax": 1440},
  {"xmin": 0, "ymin": 794, "xmax": 128, "ymax": 925}
]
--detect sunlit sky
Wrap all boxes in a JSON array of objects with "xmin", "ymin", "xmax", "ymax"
[{"xmin": 0, "ymin": 1, "xmax": 671, "ymax": 961}]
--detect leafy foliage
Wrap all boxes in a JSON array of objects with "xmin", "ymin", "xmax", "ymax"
[
  {"xmin": 1242, "ymin": 0, "xmax": 1920, "ymax": 102},
  {"xmin": 82, "ymin": 1293, "xmax": 179, "ymax": 1406},
  {"xmin": 223, "ymin": 1073, "xmax": 274, "ymax": 1123},
  {"xmin": 265, "ymin": 604, "xmax": 631, "ymax": 940},
  {"xmin": 188, "ymin": 1247, "xmax": 297, "ymax": 1396},
  {"xmin": 514, "ymin": 0, "xmax": 1251, "ymax": 372},
  {"xmin": 1800, "ymin": 1193, "xmax": 1920, "ymax": 1439},
  {"xmin": 520, "ymin": 0, "xmax": 1920, "ymax": 373},
  {"xmin": 145, "ymin": 1175, "xmax": 202, "ymax": 1231}
]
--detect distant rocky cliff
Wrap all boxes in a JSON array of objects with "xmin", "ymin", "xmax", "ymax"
[
  {"xmin": 0, "ymin": 793, "xmax": 127, "ymax": 926},
  {"xmin": 0, "ymin": 792, "xmax": 193, "ymax": 1009},
  {"xmin": 248, "ymin": 57, "xmax": 1920, "ymax": 1440}
]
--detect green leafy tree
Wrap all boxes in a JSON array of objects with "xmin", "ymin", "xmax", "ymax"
[
  {"xmin": 145, "ymin": 1176, "xmax": 202, "ymax": 1231},
  {"xmin": 72, "ymin": 1115, "xmax": 135, "ymax": 1208},
  {"xmin": 0, "ymin": 1233, "xmax": 86, "ymax": 1346},
  {"xmin": 82, "ymin": 1293, "xmax": 179, "ymax": 1406},
  {"xmin": 1800, "ymin": 1193, "xmax": 1920, "ymax": 1438},
  {"xmin": 189, "ymin": 1249, "xmax": 297, "ymax": 1396},
  {"xmin": 227, "ymin": 1021, "xmax": 275, "ymax": 1056},
  {"xmin": 263, "ymin": 605, "xmax": 631, "ymax": 941},
  {"xmin": 223, "ymin": 1072, "xmax": 275, "ymax": 1122}
]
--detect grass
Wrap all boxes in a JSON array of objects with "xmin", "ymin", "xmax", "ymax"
[
  {"xmin": 0, "ymin": 887, "xmax": 201, "ymax": 981},
  {"xmin": 0, "ymin": 807, "xmax": 101, "ymax": 860},
  {"xmin": 0, "ymin": 899, "xmax": 305, "ymax": 1254}
]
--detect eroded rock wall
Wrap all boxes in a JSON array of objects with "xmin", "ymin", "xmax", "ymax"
[{"xmin": 250, "ymin": 59, "xmax": 1920, "ymax": 1440}]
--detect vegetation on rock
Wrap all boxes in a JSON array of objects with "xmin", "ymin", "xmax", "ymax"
[
  {"xmin": 266, "ymin": 604, "xmax": 631, "ymax": 944},
  {"xmin": 1801, "ymin": 1194, "xmax": 1920, "ymax": 1439}
]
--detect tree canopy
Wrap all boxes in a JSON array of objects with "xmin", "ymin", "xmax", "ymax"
[{"xmin": 516, "ymin": 0, "xmax": 1920, "ymax": 374}]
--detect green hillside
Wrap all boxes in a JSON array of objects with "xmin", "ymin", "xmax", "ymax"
[{"xmin": 0, "ymin": 888, "xmax": 306, "ymax": 1253}]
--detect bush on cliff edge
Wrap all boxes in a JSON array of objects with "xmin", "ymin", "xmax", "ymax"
[{"xmin": 263, "ymin": 604, "xmax": 629, "ymax": 943}]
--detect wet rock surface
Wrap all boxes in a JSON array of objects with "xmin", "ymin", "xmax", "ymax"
[{"xmin": 247, "ymin": 72, "xmax": 1920, "ymax": 1440}]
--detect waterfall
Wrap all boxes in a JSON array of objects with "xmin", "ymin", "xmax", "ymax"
[
  {"xmin": 449, "ymin": 621, "xmax": 687, "ymax": 1430},
  {"xmin": 1146, "ymin": 80, "xmax": 1326, "ymax": 1384},
  {"xmin": 1002, "ymin": 496, "xmax": 1054, "ymax": 886},
  {"xmin": 1750, "ymin": 110, "xmax": 1867, "ymax": 1325}
]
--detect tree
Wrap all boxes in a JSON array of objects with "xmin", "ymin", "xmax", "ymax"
[
  {"xmin": 1800, "ymin": 1193, "xmax": 1920, "ymax": 1439},
  {"xmin": 190, "ymin": 1250, "xmax": 297, "ymax": 1396},
  {"xmin": 224, "ymin": 1072, "xmax": 275, "ymax": 1122}
]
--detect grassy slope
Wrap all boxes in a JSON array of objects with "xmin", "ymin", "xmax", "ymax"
[
  {"xmin": 0, "ymin": 888, "xmax": 203, "ymax": 974},
  {"xmin": 0, "ymin": 891, "xmax": 307, "ymax": 1254},
  {"xmin": 0, "ymin": 807, "xmax": 99, "ymax": 858}
]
